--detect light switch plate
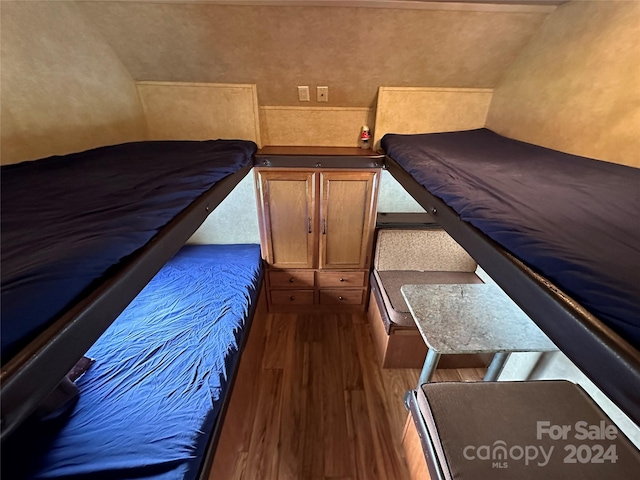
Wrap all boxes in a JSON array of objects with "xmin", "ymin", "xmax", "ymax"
[{"xmin": 298, "ymin": 86, "xmax": 310, "ymax": 102}]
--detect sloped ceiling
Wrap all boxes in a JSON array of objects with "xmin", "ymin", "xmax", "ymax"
[{"xmin": 77, "ymin": 2, "xmax": 550, "ymax": 106}]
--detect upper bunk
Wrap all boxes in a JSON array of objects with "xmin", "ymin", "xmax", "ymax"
[
  {"xmin": 0, "ymin": 139, "xmax": 257, "ymax": 440},
  {"xmin": 381, "ymin": 128, "xmax": 640, "ymax": 425}
]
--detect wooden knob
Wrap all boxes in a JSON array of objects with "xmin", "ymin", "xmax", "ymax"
[
  {"xmin": 339, "ymin": 296, "xmax": 344, "ymax": 301},
  {"xmin": 290, "ymin": 296, "xmax": 295, "ymax": 301},
  {"xmin": 289, "ymin": 278, "xmax": 295, "ymax": 283}
]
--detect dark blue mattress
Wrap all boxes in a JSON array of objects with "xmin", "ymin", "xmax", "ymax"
[
  {"xmin": 382, "ymin": 128, "xmax": 640, "ymax": 350},
  {"xmin": 3, "ymin": 244, "xmax": 263, "ymax": 480},
  {"xmin": 0, "ymin": 140, "xmax": 256, "ymax": 364}
]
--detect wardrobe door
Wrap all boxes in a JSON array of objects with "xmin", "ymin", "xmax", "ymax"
[
  {"xmin": 319, "ymin": 170, "xmax": 378, "ymax": 269},
  {"xmin": 255, "ymin": 169, "xmax": 317, "ymax": 268}
]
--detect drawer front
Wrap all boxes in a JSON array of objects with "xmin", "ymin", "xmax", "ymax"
[
  {"xmin": 316, "ymin": 271, "xmax": 366, "ymax": 288},
  {"xmin": 269, "ymin": 270, "xmax": 315, "ymax": 288},
  {"xmin": 270, "ymin": 290, "xmax": 315, "ymax": 305},
  {"xmin": 319, "ymin": 289, "xmax": 364, "ymax": 305}
]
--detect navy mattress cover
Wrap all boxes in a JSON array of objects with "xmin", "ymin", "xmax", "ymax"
[
  {"xmin": 3, "ymin": 244, "xmax": 263, "ymax": 480},
  {"xmin": 1, "ymin": 140, "xmax": 256, "ymax": 364},
  {"xmin": 382, "ymin": 128, "xmax": 640, "ymax": 350}
]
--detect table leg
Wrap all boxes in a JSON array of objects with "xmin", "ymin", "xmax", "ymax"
[
  {"xmin": 418, "ymin": 349, "xmax": 441, "ymax": 386},
  {"xmin": 484, "ymin": 351, "xmax": 511, "ymax": 381}
]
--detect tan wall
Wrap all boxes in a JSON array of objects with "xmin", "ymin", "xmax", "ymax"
[
  {"xmin": 373, "ymin": 87, "xmax": 493, "ymax": 150},
  {"xmin": 77, "ymin": 2, "xmax": 548, "ymax": 108},
  {"xmin": 259, "ymin": 106, "xmax": 373, "ymax": 146},
  {"xmin": 486, "ymin": 0, "xmax": 640, "ymax": 167},
  {"xmin": 0, "ymin": 1, "xmax": 147, "ymax": 165},
  {"xmin": 137, "ymin": 82, "xmax": 261, "ymax": 145}
]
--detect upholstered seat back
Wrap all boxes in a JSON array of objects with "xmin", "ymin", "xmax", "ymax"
[{"xmin": 374, "ymin": 229, "xmax": 476, "ymax": 272}]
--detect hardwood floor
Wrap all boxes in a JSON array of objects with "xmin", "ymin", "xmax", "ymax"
[{"xmin": 210, "ymin": 312, "xmax": 484, "ymax": 480}]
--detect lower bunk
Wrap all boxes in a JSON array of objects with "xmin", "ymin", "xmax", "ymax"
[{"xmin": 3, "ymin": 244, "xmax": 264, "ymax": 480}]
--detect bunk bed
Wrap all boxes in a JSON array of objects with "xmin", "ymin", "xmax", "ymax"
[
  {"xmin": 381, "ymin": 128, "xmax": 640, "ymax": 425},
  {"xmin": 1, "ymin": 139, "xmax": 258, "ymax": 442},
  {"xmin": 2, "ymin": 243, "xmax": 263, "ymax": 480}
]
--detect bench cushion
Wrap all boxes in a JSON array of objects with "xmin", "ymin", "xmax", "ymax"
[
  {"xmin": 417, "ymin": 381, "xmax": 640, "ymax": 479},
  {"xmin": 374, "ymin": 229, "xmax": 477, "ymax": 272}
]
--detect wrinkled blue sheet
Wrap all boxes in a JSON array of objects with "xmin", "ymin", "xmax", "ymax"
[
  {"xmin": 382, "ymin": 129, "xmax": 640, "ymax": 349},
  {"xmin": 1, "ymin": 140, "xmax": 256, "ymax": 363},
  {"xmin": 5, "ymin": 244, "xmax": 263, "ymax": 479}
]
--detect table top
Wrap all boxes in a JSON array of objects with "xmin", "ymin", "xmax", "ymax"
[{"xmin": 401, "ymin": 283, "xmax": 557, "ymax": 355}]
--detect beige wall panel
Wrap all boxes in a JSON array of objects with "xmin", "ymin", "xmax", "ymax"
[
  {"xmin": 77, "ymin": 3, "xmax": 547, "ymax": 107},
  {"xmin": 486, "ymin": 1, "xmax": 640, "ymax": 168},
  {"xmin": 377, "ymin": 170, "xmax": 426, "ymax": 213},
  {"xmin": 373, "ymin": 87, "xmax": 493, "ymax": 149},
  {"xmin": 188, "ymin": 169, "xmax": 260, "ymax": 245},
  {"xmin": 260, "ymin": 107, "xmax": 372, "ymax": 146},
  {"xmin": 0, "ymin": 1, "xmax": 147, "ymax": 165},
  {"xmin": 137, "ymin": 82, "xmax": 261, "ymax": 145}
]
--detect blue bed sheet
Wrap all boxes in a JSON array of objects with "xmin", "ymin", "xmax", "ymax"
[
  {"xmin": 1, "ymin": 140, "xmax": 256, "ymax": 364},
  {"xmin": 382, "ymin": 128, "xmax": 640, "ymax": 350},
  {"xmin": 4, "ymin": 244, "xmax": 263, "ymax": 480}
]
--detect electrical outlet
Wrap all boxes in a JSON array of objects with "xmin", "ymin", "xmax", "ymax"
[
  {"xmin": 317, "ymin": 86, "xmax": 329, "ymax": 102},
  {"xmin": 298, "ymin": 86, "xmax": 310, "ymax": 102}
]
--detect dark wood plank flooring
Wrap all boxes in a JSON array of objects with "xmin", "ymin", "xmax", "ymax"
[{"xmin": 211, "ymin": 312, "xmax": 484, "ymax": 480}]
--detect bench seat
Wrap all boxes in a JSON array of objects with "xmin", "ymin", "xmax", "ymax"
[
  {"xmin": 404, "ymin": 380, "xmax": 640, "ymax": 479},
  {"xmin": 367, "ymin": 229, "xmax": 491, "ymax": 368}
]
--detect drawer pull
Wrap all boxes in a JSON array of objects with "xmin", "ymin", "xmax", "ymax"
[
  {"xmin": 290, "ymin": 296, "xmax": 295, "ymax": 301},
  {"xmin": 339, "ymin": 278, "xmax": 345, "ymax": 282},
  {"xmin": 339, "ymin": 296, "xmax": 344, "ymax": 301},
  {"xmin": 289, "ymin": 278, "xmax": 295, "ymax": 283}
]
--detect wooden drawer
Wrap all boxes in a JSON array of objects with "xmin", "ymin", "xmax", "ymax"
[
  {"xmin": 319, "ymin": 289, "xmax": 364, "ymax": 305},
  {"xmin": 316, "ymin": 270, "xmax": 366, "ymax": 288},
  {"xmin": 269, "ymin": 270, "xmax": 315, "ymax": 289},
  {"xmin": 270, "ymin": 290, "xmax": 315, "ymax": 305}
]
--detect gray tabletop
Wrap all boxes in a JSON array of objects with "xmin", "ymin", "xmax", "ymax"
[{"xmin": 401, "ymin": 283, "xmax": 557, "ymax": 355}]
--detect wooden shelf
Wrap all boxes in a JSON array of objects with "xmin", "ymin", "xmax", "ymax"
[
  {"xmin": 255, "ymin": 146, "xmax": 384, "ymax": 168},
  {"xmin": 257, "ymin": 145, "xmax": 382, "ymax": 157}
]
